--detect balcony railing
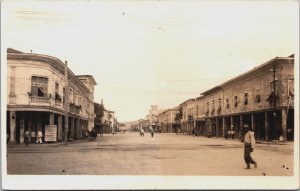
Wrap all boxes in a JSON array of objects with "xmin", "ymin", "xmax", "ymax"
[
  {"xmin": 30, "ymin": 96, "xmax": 50, "ymax": 103},
  {"xmin": 55, "ymin": 100, "xmax": 64, "ymax": 108},
  {"xmin": 69, "ymin": 105, "xmax": 80, "ymax": 114}
]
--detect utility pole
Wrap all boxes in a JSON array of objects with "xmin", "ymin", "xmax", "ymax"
[
  {"xmin": 64, "ymin": 61, "xmax": 69, "ymax": 145},
  {"xmin": 271, "ymin": 63, "xmax": 278, "ymax": 139}
]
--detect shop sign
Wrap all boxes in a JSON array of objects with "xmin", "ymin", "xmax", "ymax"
[{"xmin": 45, "ymin": 125, "xmax": 57, "ymax": 141}]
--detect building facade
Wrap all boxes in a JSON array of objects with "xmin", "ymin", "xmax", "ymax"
[
  {"xmin": 6, "ymin": 48, "xmax": 97, "ymax": 143},
  {"xmin": 202, "ymin": 55, "xmax": 294, "ymax": 141},
  {"xmin": 157, "ymin": 107, "xmax": 179, "ymax": 133}
]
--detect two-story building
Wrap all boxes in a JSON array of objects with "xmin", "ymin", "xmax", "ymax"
[
  {"xmin": 6, "ymin": 48, "xmax": 97, "ymax": 143},
  {"xmin": 201, "ymin": 55, "xmax": 294, "ymax": 141},
  {"xmin": 157, "ymin": 106, "xmax": 179, "ymax": 133}
]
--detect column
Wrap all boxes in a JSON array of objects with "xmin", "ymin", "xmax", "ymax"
[
  {"xmin": 216, "ymin": 118, "xmax": 219, "ymax": 137},
  {"xmin": 76, "ymin": 118, "xmax": 80, "ymax": 139},
  {"xmin": 71, "ymin": 117, "xmax": 75, "ymax": 138},
  {"xmin": 49, "ymin": 112, "xmax": 54, "ymax": 125},
  {"xmin": 265, "ymin": 112, "xmax": 270, "ymax": 141},
  {"xmin": 230, "ymin": 116, "xmax": 233, "ymax": 128},
  {"xmin": 19, "ymin": 113, "xmax": 25, "ymax": 143},
  {"xmin": 239, "ymin": 115, "xmax": 243, "ymax": 130},
  {"xmin": 251, "ymin": 113, "xmax": 255, "ymax": 132},
  {"xmin": 9, "ymin": 111, "xmax": 16, "ymax": 143},
  {"xmin": 222, "ymin": 117, "xmax": 226, "ymax": 137},
  {"xmin": 281, "ymin": 109, "xmax": 287, "ymax": 142},
  {"xmin": 58, "ymin": 115, "xmax": 62, "ymax": 141},
  {"xmin": 28, "ymin": 113, "xmax": 32, "ymax": 132}
]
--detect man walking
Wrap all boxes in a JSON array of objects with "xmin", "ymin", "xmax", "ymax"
[
  {"xmin": 150, "ymin": 127, "xmax": 155, "ymax": 138},
  {"xmin": 242, "ymin": 124, "xmax": 257, "ymax": 169}
]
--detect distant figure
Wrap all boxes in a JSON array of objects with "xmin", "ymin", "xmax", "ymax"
[
  {"xmin": 30, "ymin": 130, "xmax": 36, "ymax": 143},
  {"xmin": 36, "ymin": 130, "xmax": 43, "ymax": 144},
  {"xmin": 192, "ymin": 128, "xmax": 196, "ymax": 136},
  {"xmin": 150, "ymin": 128, "xmax": 155, "ymax": 138},
  {"xmin": 25, "ymin": 130, "xmax": 30, "ymax": 145},
  {"xmin": 140, "ymin": 128, "xmax": 144, "ymax": 137},
  {"xmin": 242, "ymin": 124, "xmax": 257, "ymax": 169},
  {"xmin": 230, "ymin": 125, "xmax": 235, "ymax": 139}
]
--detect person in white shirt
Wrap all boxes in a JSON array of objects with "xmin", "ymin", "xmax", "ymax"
[
  {"xmin": 30, "ymin": 131, "xmax": 36, "ymax": 143},
  {"xmin": 36, "ymin": 130, "xmax": 43, "ymax": 144},
  {"xmin": 242, "ymin": 124, "xmax": 257, "ymax": 169}
]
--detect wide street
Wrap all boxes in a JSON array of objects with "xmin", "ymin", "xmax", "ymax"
[{"xmin": 6, "ymin": 132, "xmax": 293, "ymax": 176}]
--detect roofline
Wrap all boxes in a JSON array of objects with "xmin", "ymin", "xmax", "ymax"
[
  {"xmin": 76, "ymin": 75, "xmax": 97, "ymax": 85},
  {"xmin": 200, "ymin": 55, "xmax": 294, "ymax": 96},
  {"xmin": 7, "ymin": 48, "xmax": 91, "ymax": 94}
]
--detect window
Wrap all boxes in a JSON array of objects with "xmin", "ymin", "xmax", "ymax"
[
  {"xmin": 211, "ymin": 100, "xmax": 215, "ymax": 113},
  {"xmin": 69, "ymin": 89, "xmax": 74, "ymax": 103},
  {"xmin": 31, "ymin": 76, "xmax": 48, "ymax": 97},
  {"xmin": 55, "ymin": 83, "xmax": 62, "ymax": 101},
  {"xmin": 206, "ymin": 102, "xmax": 209, "ymax": 113},
  {"xmin": 244, "ymin": 93, "xmax": 248, "ymax": 105},
  {"xmin": 226, "ymin": 98, "xmax": 230, "ymax": 109},
  {"xmin": 255, "ymin": 89, "xmax": 260, "ymax": 103},
  {"xmin": 234, "ymin": 96, "xmax": 238, "ymax": 107},
  {"xmin": 218, "ymin": 98, "xmax": 221, "ymax": 111}
]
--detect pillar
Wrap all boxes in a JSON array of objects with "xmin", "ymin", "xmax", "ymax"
[
  {"xmin": 239, "ymin": 115, "xmax": 243, "ymax": 130},
  {"xmin": 58, "ymin": 115, "xmax": 62, "ymax": 141},
  {"xmin": 9, "ymin": 111, "xmax": 16, "ymax": 143},
  {"xmin": 281, "ymin": 109, "xmax": 287, "ymax": 142},
  {"xmin": 28, "ymin": 113, "xmax": 32, "ymax": 132},
  {"xmin": 19, "ymin": 113, "xmax": 25, "ymax": 143},
  {"xmin": 71, "ymin": 117, "xmax": 75, "ymax": 138},
  {"xmin": 265, "ymin": 112, "xmax": 270, "ymax": 141},
  {"xmin": 216, "ymin": 118, "xmax": 219, "ymax": 137},
  {"xmin": 251, "ymin": 113, "xmax": 255, "ymax": 133},
  {"xmin": 76, "ymin": 118, "xmax": 80, "ymax": 139},
  {"xmin": 222, "ymin": 117, "xmax": 226, "ymax": 137},
  {"xmin": 49, "ymin": 112, "xmax": 54, "ymax": 125},
  {"xmin": 230, "ymin": 116, "xmax": 233, "ymax": 128}
]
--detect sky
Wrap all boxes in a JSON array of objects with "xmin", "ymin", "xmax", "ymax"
[{"xmin": 2, "ymin": 0, "xmax": 298, "ymax": 122}]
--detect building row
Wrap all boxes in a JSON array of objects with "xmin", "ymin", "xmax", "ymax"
[
  {"xmin": 6, "ymin": 48, "xmax": 97, "ymax": 143},
  {"xmin": 156, "ymin": 55, "xmax": 294, "ymax": 142}
]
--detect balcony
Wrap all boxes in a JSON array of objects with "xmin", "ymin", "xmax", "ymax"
[
  {"xmin": 55, "ymin": 100, "xmax": 64, "ymax": 108},
  {"xmin": 30, "ymin": 96, "xmax": 50, "ymax": 103},
  {"xmin": 69, "ymin": 104, "xmax": 80, "ymax": 114}
]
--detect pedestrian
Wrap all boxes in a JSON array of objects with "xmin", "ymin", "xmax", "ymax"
[
  {"xmin": 30, "ymin": 130, "xmax": 36, "ymax": 143},
  {"xmin": 150, "ymin": 128, "xmax": 154, "ymax": 138},
  {"xmin": 192, "ymin": 128, "xmax": 196, "ymax": 136},
  {"xmin": 242, "ymin": 124, "xmax": 257, "ymax": 169},
  {"xmin": 230, "ymin": 125, "xmax": 235, "ymax": 139},
  {"xmin": 36, "ymin": 130, "xmax": 43, "ymax": 144},
  {"xmin": 25, "ymin": 130, "xmax": 30, "ymax": 145},
  {"xmin": 140, "ymin": 128, "xmax": 144, "ymax": 137}
]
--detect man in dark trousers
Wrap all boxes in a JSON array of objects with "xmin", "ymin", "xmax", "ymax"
[{"xmin": 242, "ymin": 124, "xmax": 257, "ymax": 169}]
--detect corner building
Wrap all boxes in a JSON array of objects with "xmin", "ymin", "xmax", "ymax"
[{"xmin": 6, "ymin": 48, "xmax": 97, "ymax": 143}]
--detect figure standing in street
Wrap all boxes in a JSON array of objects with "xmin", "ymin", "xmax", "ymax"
[
  {"xmin": 25, "ymin": 130, "xmax": 30, "ymax": 145},
  {"xmin": 150, "ymin": 127, "xmax": 155, "ymax": 138},
  {"xmin": 140, "ymin": 128, "xmax": 144, "ymax": 137},
  {"xmin": 30, "ymin": 130, "xmax": 36, "ymax": 143},
  {"xmin": 242, "ymin": 124, "xmax": 257, "ymax": 169},
  {"xmin": 36, "ymin": 130, "xmax": 43, "ymax": 144}
]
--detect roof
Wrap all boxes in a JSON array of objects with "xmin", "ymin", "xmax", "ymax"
[
  {"xmin": 7, "ymin": 48, "xmax": 91, "ymax": 94},
  {"xmin": 7, "ymin": 48, "xmax": 23, "ymax": 53},
  {"xmin": 76, "ymin": 75, "xmax": 97, "ymax": 85},
  {"xmin": 200, "ymin": 55, "xmax": 294, "ymax": 96}
]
